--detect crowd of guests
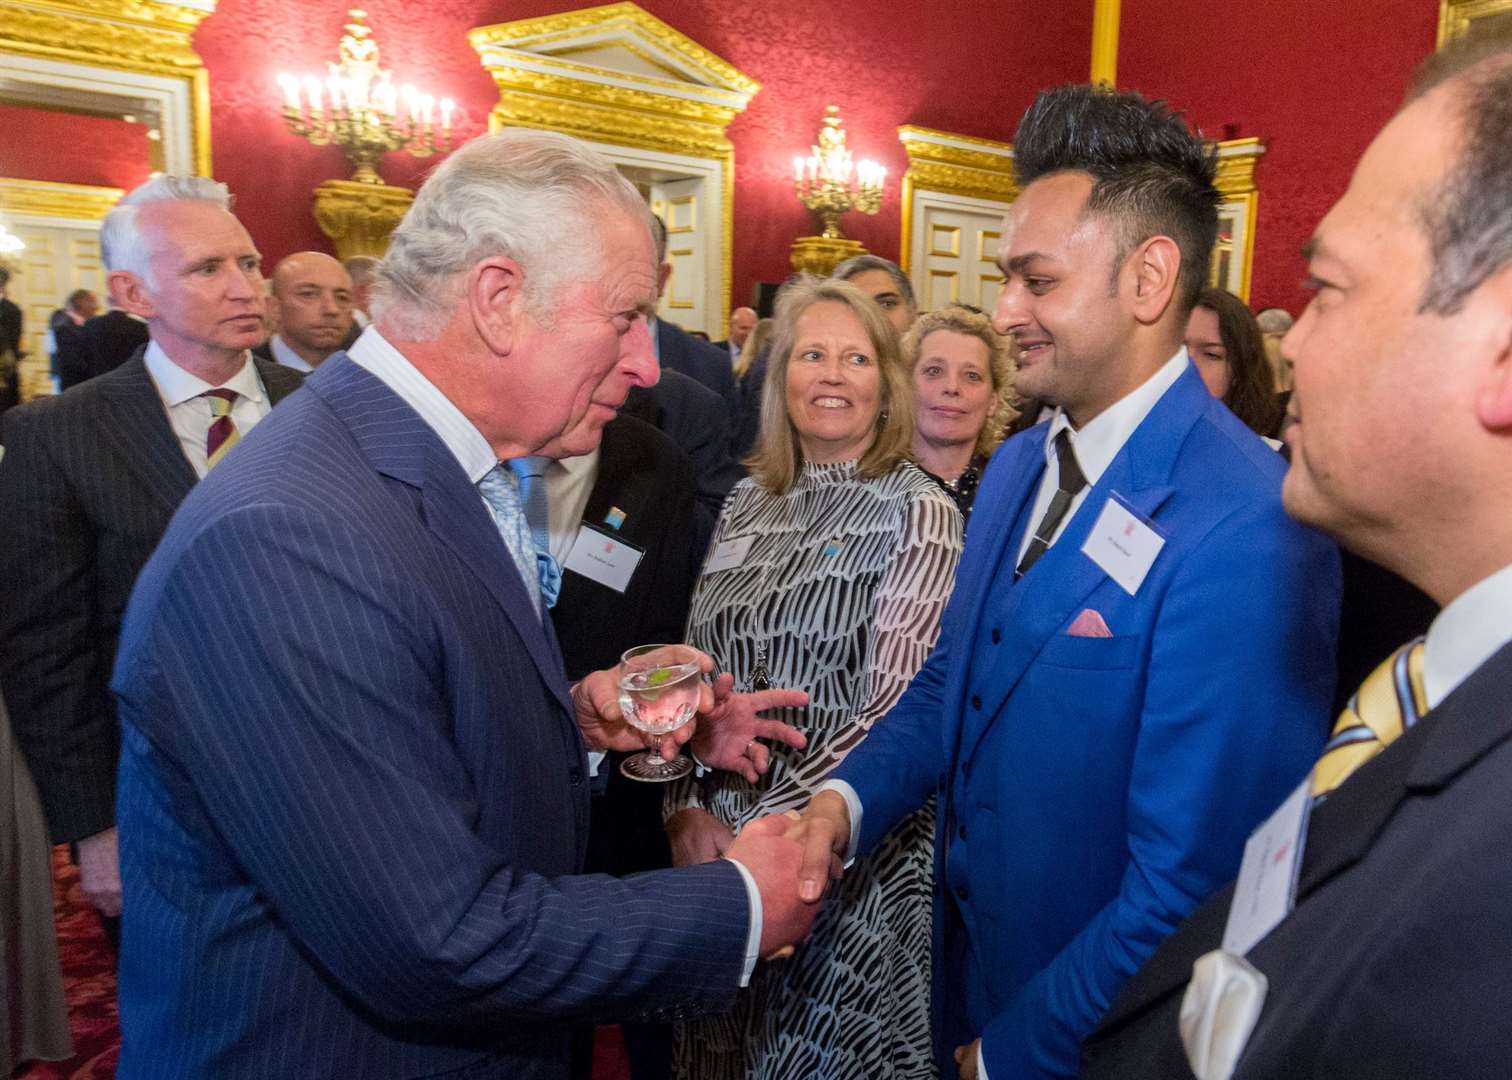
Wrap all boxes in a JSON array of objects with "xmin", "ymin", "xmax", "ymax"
[{"xmin": 2, "ymin": 22, "xmax": 1510, "ymax": 1080}]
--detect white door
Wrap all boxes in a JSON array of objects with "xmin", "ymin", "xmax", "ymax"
[
  {"xmin": 649, "ymin": 176, "xmax": 708, "ymax": 334},
  {"xmin": 908, "ymin": 190, "xmax": 1011, "ymax": 313},
  {"xmin": 7, "ymin": 220, "xmax": 107, "ymax": 399}
]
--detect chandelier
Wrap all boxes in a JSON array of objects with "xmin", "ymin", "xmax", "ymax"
[
  {"xmin": 793, "ymin": 105, "xmax": 885, "ymax": 240},
  {"xmin": 277, "ymin": 9, "xmax": 453, "ymax": 185}
]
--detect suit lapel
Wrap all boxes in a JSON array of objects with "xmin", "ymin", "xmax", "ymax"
[
  {"xmin": 93, "ymin": 354, "xmax": 197, "ymax": 513},
  {"xmin": 956, "ymin": 375, "xmax": 1194, "ymax": 763},
  {"xmin": 252, "ymin": 356, "xmax": 305, "ymax": 404},
  {"xmin": 1093, "ymin": 641, "xmax": 1512, "ymax": 1037},
  {"xmin": 309, "ymin": 356, "xmax": 575, "ymax": 718}
]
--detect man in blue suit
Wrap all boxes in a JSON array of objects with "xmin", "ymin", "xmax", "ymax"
[
  {"xmin": 794, "ymin": 85, "xmax": 1341, "ymax": 1079},
  {"xmin": 110, "ymin": 131, "xmax": 821, "ymax": 1079}
]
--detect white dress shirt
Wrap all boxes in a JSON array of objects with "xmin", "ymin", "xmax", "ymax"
[
  {"xmin": 143, "ymin": 341, "xmax": 272, "ymax": 479},
  {"xmin": 268, "ymin": 333, "xmax": 316, "ymax": 373},
  {"xmin": 348, "ymin": 329, "xmax": 764, "ymax": 985},
  {"xmin": 1013, "ymin": 348, "xmax": 1190, "ymax": 566},
  {"xmin": 1423, "ymin": 562, "xmax": 1512, "ymax": 710},
  {"xmin": 543, "ymin": 449, "xmax": 599, "ymax": 565}
]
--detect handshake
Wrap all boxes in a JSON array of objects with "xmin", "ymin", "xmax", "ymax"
[{"xmin": 686, "ymin": 791, "xmax": 854, "ymax": 960}]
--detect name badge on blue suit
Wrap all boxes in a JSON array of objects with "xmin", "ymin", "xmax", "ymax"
[{"xmin": 1082, "ymin": 492, "xmax": 1167, "ymax": 595}]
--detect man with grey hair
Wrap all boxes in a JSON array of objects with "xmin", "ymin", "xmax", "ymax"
[
  {"xmin": 0, "ymin": 175, "xmax": 302, "ymax": 950},
  {"xmin": 108, "ymin": 129, "xmax": 821, "ymax": 1078}
]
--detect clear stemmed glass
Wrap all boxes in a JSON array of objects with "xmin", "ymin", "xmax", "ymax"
[{"xmin": 617, "ymin": 644, "xmax": 700, "ymax": 782}]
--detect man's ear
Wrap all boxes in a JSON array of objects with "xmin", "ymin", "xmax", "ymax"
[
  {"xmin": 1471, "ymin": 263, "xmax": 1512, "ymax": 432},
  {"xmin": 108, "ymin": 270, "xmax": 155, "ymax": 319},
  {"xmin": 657, "ymin": 261, "xmax": 672, "ymax": 300},
  {"xmin": 468, "ymin": 256, "xmax": 527, "ymax": 355},
  {"xmin": 1124, "ymin": 235, "xmax": 1182, "ymax": 325}
]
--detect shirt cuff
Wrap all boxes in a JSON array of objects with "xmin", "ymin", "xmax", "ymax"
[
  {"xmin": 977, "ymin": 1040, "xmax": 989, "ymax": 1079},
  {"xmin": 815, "ymin": 778, "xmax": 862, "ymax": 868},
  {"xmin": 586, "ymin": 751, "xmax": 606, "ymax": 777},
  {"xmin": 724, "ymin": 857, "xmax": 762, "ymax": 987}
]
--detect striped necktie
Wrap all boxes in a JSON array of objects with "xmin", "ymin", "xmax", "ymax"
[
  {"xmin": 476, "ymin": 464, "xmax": 543, "ymax": 615},
  {"xmin": 1311, "ymin": 637, "xmax": 1428, "ymax": 801},
  {"xmin": 1016, "ymin": 428, "xmax": 1088, "ymax": 578},
  {"xmin": 203, "ymin": 388, "xmax": 240, "ymax": 470},
  {"xmin": 508, "ymin": 456, "xmax": 562, "ymax": 609}
]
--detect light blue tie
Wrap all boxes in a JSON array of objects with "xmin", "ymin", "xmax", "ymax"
[
  {"xmin": 476, "ymin": 464, "xmax": 543, "ymax": 615},
  {"xmin": 508, "ymin": 456, "xmax": 562, "ymax": 609}
]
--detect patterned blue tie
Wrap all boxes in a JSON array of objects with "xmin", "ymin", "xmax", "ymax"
[
  {"xmin": 476, "ymin": 464, "xmax": 543, "ymax": 615},
  {"xmin": 508, "ymin": 456, "xmax": 562, "ymax": 609}
]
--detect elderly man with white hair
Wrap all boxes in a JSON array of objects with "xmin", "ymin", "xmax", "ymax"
[
  {"xmin": 0, "ymin": 176, "xmax": 303, "ymax": 951},
  {"xmin": 107, "ymin": 129, "xmax": 822, "ymax": 1080}
]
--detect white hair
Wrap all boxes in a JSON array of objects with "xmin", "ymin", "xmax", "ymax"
[
  {"xmin": 100, "ymin": 175, "xmax": 232, "ymax": 284},
  {"xmin": 373, "ymin": 128, "xmax": 652, "ymax": 339}
]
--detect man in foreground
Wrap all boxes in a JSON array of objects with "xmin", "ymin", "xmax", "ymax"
[
  {"xmin": 111, "ymin": 129, "xmax": 818, "ymax": 1079},
  {"xmin": 1083, "ymin": 29, "xmax": 1512, "ymax": 1079},
  {"xmin": 793, "ymin": 84, "xmax": 1340, "ymax": 1079}
]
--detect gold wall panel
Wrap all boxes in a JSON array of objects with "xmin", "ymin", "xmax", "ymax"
[{"xmin": 1438, "ymin": 0, "xmax": 1512, "ymax": 44}]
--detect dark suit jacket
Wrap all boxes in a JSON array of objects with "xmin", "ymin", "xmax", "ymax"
[
  {"xmin": 622, "ymin": 367, "xmax": 743, "ymax": 557},
  {"xmin": 1083, "ymin": 642, "xmax": 1512, "ymax": 1080},
  {"xmin": 548, "ymin": 414, "xmax": 703, "ymax": 881},
  {"xmin": 0, "ymin": 349, "xmax": 302, "ymax": 843},
  {"xmin": 59, "ymin": 311, "xmax": 149, "ymax": 390},
  {"xmin": 832, "ymin": 364, "xmax": 1340, "ymax": 1079},
  {"xmin": 655, "ymin": 318, "xmax": 739, "ymax": 431},
  {"xmin": 0, "ymin": 297, "xmax": 21, "ymax": 412},
  {"xmin": 109, "ymin": 356, "xmax": 748, "ymax": 1079}
]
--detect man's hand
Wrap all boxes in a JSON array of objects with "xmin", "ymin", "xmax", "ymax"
[
  {"xmin": 723, "ymin": 813, "xmax": 821, "ymax": 958},
  {"xmin": 793, "ymin": 789, "xmax": 851, "ymax": 902},
  {"xmin": 76, "ymin": 826, "xmax": 122, "ymax": 917},
  {"xmin": 955, "ymin": 1038, "xmax": 981, "ymax": 1079},
  {"xmin": 690, "ymin": 672, "xmax": 808, "ymax": 783},
  {"xmin": 666, "ymin": 807, "xmax": 735, "ymax": 866},
  {"xmin": 571, "ymin": 661, "xmax": 712, "ymax": 759}
]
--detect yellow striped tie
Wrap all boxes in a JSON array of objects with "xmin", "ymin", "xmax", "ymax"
[
  {"xmin": 1311, "ymin": 638, "xmax": 1427, "ymax": 801},
  {"xmin": 204, "ymin": 388, "xmax": 240, "ymax": 470}
]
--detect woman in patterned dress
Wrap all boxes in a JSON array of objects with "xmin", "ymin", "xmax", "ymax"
[
  {"xmin": 904, "ymin": 304, "xmax": 1018, "ymax": 524},
  {"xmin": 666, "ymin": 277, "xmax": 964, "ymax": 1080}
]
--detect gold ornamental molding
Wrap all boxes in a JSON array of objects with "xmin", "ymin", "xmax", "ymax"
[
  {"xmin": 789, "ymin": 235, "xmax": 865, "ymax": 278},
  {"xmin": 470, "ymin": 2, "xmax": 758, "ymax": 335},
  {"xmin": 0, "ymin": 177, "xmax": 124, "ymax": 221},
  {"xmin": 898, "ymin": 125, "xmax": 1015, "ymax": 275},
  {"xmin": 311, "ymin": 179, "xmax": 414, "ymax": 261},
  {"xmin": 1210, "ymin": 137, "xmax": 1264, "ymax": 302},
  {"xmin": 0, "ymin": 0, "xmax": 215, "ymax": 176},
  {"xmin": 1438, "ymin": 0, "xmax": 1512, "ymax": 45}
]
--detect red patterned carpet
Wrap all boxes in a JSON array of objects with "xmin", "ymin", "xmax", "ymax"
[{"xmin": 16, "ymin": 848, "xmax": 631, "ymax": 1080}]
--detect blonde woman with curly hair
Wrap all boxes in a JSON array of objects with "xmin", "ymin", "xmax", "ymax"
[{"xmin": 901, "ymin": 304, "xmax": 1017, "ymax": 520}]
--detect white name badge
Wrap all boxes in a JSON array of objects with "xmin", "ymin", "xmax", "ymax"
[
  {"xmin": 563, "ymin": 523, "xmax": 644, "ymax": 594},
  {"xmin": 1221, "ymin": 775, "xmax": 1313, "ymax": 957},
  {"xmin": 703, "ymin": 533, "xmax": 755, "ymax": 576},
  {"xmin": 1081, "ymin": 494, "xmax": 1167, "ymax": 596}
]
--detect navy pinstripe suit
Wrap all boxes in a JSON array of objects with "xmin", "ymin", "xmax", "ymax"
[
  {"xmin": 111, "ymin": 355, "xmax": 750, "ymax": 1078},
  {"xmin": 0, "ymin": 350, "xmax": 302, "ymax": 844}
]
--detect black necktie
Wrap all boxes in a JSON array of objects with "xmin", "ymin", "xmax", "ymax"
[{"xmin": 1015, "ymin": 429, "xmax": 1087, "ymax": 578}]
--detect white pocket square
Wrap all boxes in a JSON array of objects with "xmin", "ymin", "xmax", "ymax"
[{"xmin": 1179, "ymin": 949, "xmax": 1268, "ymax": 1080}]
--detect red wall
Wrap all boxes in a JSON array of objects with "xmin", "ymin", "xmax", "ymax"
[
  {"xmin": 192, "ymin": 0, "xmax": 1092, "ymax": 310},
  {"xmin": 1117, "ymin": 0, "xmax": 1439, "ymax": 315},
  {"xmin": 0, "ymin": 103, "xmax": 153, "ymax": 190}
]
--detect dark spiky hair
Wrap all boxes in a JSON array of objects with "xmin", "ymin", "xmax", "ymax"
[{"xmin": 1013, "ymin": 84, "xmax": 1220, "ymax": 313}]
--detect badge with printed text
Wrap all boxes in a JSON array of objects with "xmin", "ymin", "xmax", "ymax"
[
  {"xmin": 1221, "ymin": 775, "xmax": 1313, "ymax": 957},
  {"xmin": 563, "ymin": 522, "xmax": 644, "ymax": 593},
  {"xmin": 1081, "ymin": 493, "xmax": 1167, "ymax": 595},
  {"xmin": 704, "ymin": 533, "xmax": 756, "ymax": 575}
]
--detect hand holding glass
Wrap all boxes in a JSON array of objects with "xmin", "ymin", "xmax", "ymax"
[{"xmin": 618, "ymin": 644, "xmax": 701, "ymax": 782}]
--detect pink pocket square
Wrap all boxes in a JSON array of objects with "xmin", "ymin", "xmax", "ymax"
[{"xmin": 1066, "ymin": 608, "xmax": 1113, "ymax": 638}]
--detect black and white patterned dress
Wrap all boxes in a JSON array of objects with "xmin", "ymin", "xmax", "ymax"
[{"xmin": 670, "ymin": 458, "xmax": 963, "ymax": 1080}]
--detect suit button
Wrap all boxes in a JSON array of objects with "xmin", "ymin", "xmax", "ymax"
[
  {"xmin": 569, "ymin": 767, "xmax": 584, "ymax": 784},
  {"xmin": 956, "ymin": 883, "xmax": 969, "ymax": 902},
  {"xmin": 970, "ymin": 694, "xmax": 982, "ymax": 710},
  {"xmin": 991, "ymin": 628, "xmax": 1001, "ymax": 644}
]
